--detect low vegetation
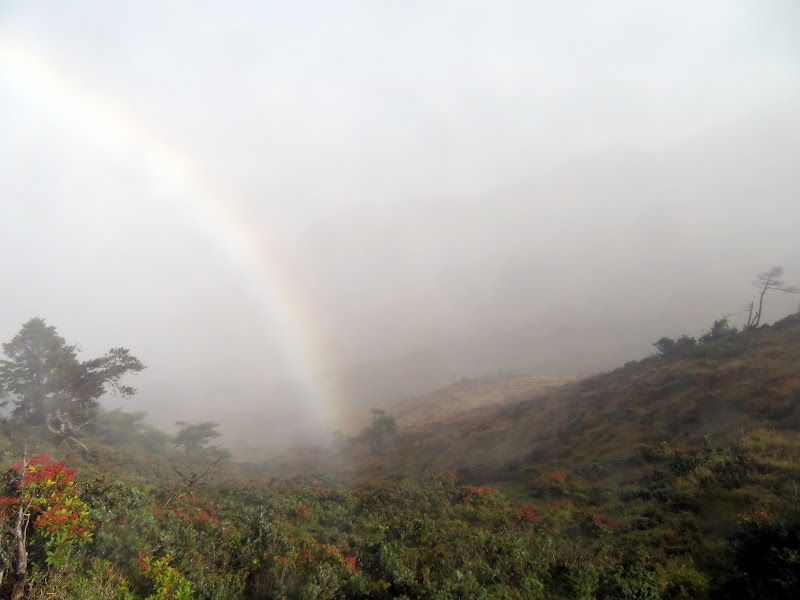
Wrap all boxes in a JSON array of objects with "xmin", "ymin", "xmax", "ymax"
[{"xmin": 0, "ymin": 299, "xmax": 799, "ymax": 597}]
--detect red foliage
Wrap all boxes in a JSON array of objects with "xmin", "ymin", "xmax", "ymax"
[
  {"xmin": 11, "ymin": 454, "xmax": 75, "ymax": 488},
  {"xmin": 516, "ymin": 505, "xmax": 542, "ymax": 522},
  {"xmin": 2, "ymin": 454, "xmax": 92, "ymax": 544},
  {"xmin": 0, "ymin": 495, "xmax": 19, "ymax": 515},
  {"xmin": 540, "ymin": 470, "xmax": 566, "ymax": 484},
  {"xmin": 573, "ymin": 510, "xmax": 618, "ymax": 530},
  {"xmin": 35, "ymin": 502, "xmax": 89, "ymax": 536},
  {"xmin": 167, "ymin": 497, "xmax": 220, "ymax": 526},
  {"xmin": 295, "ymin": 504, "xmax": 310, "ymax": 519},
  {"xmin": 345, "ymin": 555, "xmax": 357, "ymax": 573},
  {"xmin": 464, "ymin": 486, "xmax": 496, "ymax": 501},
  {"xmin": 592, "ymin": 513, "xmax": 618, "ymax": 529},
  {"xmin": 298, "ymin": 549, "xmax": 310, "ymax": 558}
]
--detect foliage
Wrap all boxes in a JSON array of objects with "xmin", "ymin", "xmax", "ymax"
[
  {"xmin": 0, "ymin": 454, "xmax": 94, "ymax": 565},
  {"xmin": 2, "ymin": 313, "xmax": 800, "ymax": 597},
  {"xmin": 0, "ymin": 454, "xmax": 94, "ymax": 599},
  {"xmin": 0, "ymin": 318, "xmax": 144, "ymax": 439},
  {"xmin": 724, "ymin": 519, "xmax": 800, "ymax": 599},
  {"xmin": 652, "ymin": 335, "xmax": 696, "ymax": 358},
  {"xmin": 6, "ymin": 423, "xmax": 800, "ymax": 599},
  {"xmin": 94, "ymin": 410, "xmax": 164, "ymax": 449},
  {"xmin": 172, "ymin": 421, "xmax": 222, "ymax": 455},
  {"xmin": 699, "ymin": 318, "xmax": 738, "ymax": 343},
  {"xmin": 138, "ymin": 554, "xmax": 193, "ymax": 600}
]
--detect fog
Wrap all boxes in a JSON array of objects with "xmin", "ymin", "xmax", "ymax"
[{"xmin": 1, "ymin": 1, "xmax": 799, "ymax": 450}]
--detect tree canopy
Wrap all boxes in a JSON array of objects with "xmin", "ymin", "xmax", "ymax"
[
  {"xmin": 745, "ymin": 266, "xmax": 799, "ymax": 330},
  {"xmin": 172, "ymin": 421, "xmax": 222, "ymax": 455},
  {"xmin": 0, "ymin": 318, "xmax": 144, "ymax": 440},
  {"xmin": 363, "ymin": 409, "xmax": 397, "ymax": 455}
]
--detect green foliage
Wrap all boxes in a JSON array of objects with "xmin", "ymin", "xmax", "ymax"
[
  {"xmin": 0, "ymin": 318, "xmax": 144, "ymax": 438},
  {"xmin": 6, "ymin": 312, "xmax": 800, "ymax": 598},
  {"xmin": 652, "ymin": 335, "xmax": 696, "ymax": 358},
  {"xmin": 27, "ymin": 559, "xmax": 136, "ymax": 600},
  {"xmin": 8, "ymin": 430, "xmax": 800, "ymax": 599},
  {"xmin": 172, "ymin": 421, "xmax": 222, "ymax": 455},
  {"xmin": 700, "ymin": 317, "xmax": 738, "ymax": 343},
  {"xmin": 0, "ymin": 455, "xmax": 93, "ymax": 567},
  {"xmin": 138, "ymin": 554, "xmax": 193, "ymax": 600},
  {"xmin": 725, "ymin": 520, "xmax": 800, "ymax": 599},
  {"xmin": 93, "ymin": 410, "xmax": 167, "ymax": 450}
]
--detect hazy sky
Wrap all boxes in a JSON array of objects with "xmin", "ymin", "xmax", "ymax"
[{"xmin": 1, "ymin": 1, "xmax": 799, "ymax": 448}]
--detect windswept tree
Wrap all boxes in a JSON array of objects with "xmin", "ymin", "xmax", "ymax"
[
  {"xmin": 745, "ymin": 267, "xmax": 799, "ymax": 329},
  {"xmin": 0, "ymin": 318, "xmax": 144, "ymax": 446},
  {"xmin": 94, "ymin": 409, "xmax": 171, "ymax": 451},
  {"xmin": 170, "ymin": 421, "xmax": 228, "ymax": 496},
  {"xmin": 172, "ymin": 421, "xmax": 222, "ymax": 455}
]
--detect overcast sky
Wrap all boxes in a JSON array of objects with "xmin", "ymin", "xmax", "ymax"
[{"xmin": 1, "ymin": 1, "xmax": 799, "ymax": 448}]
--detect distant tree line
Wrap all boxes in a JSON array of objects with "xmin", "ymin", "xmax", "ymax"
[{"xmin": 653, "ymin": 266, "xmax": 798, "ymax": 360}]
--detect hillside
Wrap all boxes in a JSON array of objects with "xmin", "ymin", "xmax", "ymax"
[
  {"xmin": 247, "ymin": 374, "xmax": 576, "ymax": 476},
  {"xmin": 220, "ymin": 312, "xmax": 800, "ymax": 598},
  {"xmin": 365, "ymin": 313, "xmax": 800, "ymax": 481},
  {"xmin": 3, "ymin": 314, "xmax": 800, "ymax": 598},
  {"xmin": 256, "ymin": 316, "xmax": 800, "ymax": 482},
  {"xmin": 385, "ymin": 373, "xmax": 577, "ymax": 431}
]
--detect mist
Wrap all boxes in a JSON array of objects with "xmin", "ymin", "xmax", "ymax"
[{"xmin": 1, "ymin": 1, "xmax": 799, "ymax": 451}]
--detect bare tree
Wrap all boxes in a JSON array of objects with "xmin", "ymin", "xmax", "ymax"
[
  {"xmin": 164, "ymin": 456, "xmax": 225, "ymax": 508},
  {"xmin": 744, "ymin": 266, "xmax": 799, "ymax": 329}
]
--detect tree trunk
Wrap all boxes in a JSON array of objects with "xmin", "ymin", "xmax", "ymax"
[
  {"xmin": 8, "ymin": 453, "xmax": 29, "ymax": 600},
  {"xmin": 10, "ymin": 505, "xmax": 27, "ymax": 600},
  {"xmin": 753, "ymin": 284, "xmax": 768, "ymax": 328},
  {"xmin": 11, "ymin": 576, "xmax": 26, "ymax": 600}
]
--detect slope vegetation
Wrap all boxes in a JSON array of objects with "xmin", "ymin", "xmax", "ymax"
[
  {"xmin": 369, "ymin": 314, "xmax": 800, "ymax": 481},
  {"xmin": 3, "ymin": 315, "xmax": 800, "ymax": 598}
]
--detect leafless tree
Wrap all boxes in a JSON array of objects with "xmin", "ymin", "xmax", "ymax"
[
  {"xmin": 744, "ymin": 266, "xmax": 799, "ymax": 329},
  {"xmin": 163, "ymin": 456, "xmax": 225, "ymax": 508}
]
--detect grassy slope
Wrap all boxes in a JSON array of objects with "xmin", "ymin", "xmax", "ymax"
[
  {"xmin": 246, "ymin": 374, "xmax": 576, "ymax": 477},
  {"xmin": 364, "ymin": 314, "xmax": 800, "ymax": 482},
  {"xmin": 387, "ymin": 373, "xmax": 577, "ymax": 430}
]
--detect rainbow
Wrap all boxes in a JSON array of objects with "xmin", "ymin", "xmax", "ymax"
[{"xmin": 0, "ymin": 37, "xmax": 341, "ymax": 431}]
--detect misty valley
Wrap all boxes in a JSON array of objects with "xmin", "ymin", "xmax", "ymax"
[{"xmin": 2, "ymin": 281, "xmax": 800, "ymax": 598}]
